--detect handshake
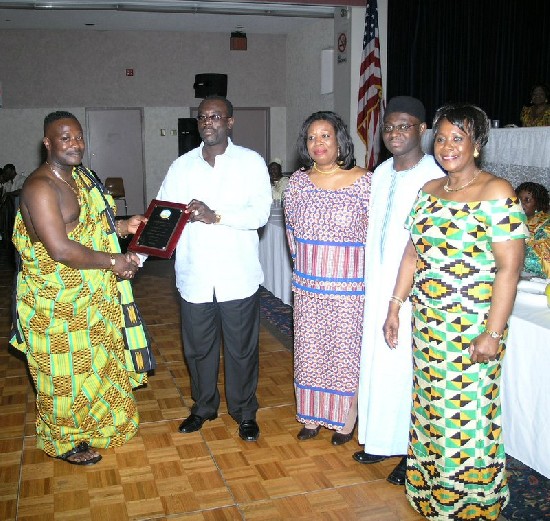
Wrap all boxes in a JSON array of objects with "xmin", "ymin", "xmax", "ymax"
[{"xmin": 110, "ymin": 214, "xmax": 148, "ymax": 280}]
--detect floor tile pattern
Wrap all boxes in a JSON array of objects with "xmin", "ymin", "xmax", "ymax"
[{"xmin": 0, "ymin": 253, "xmax": 423, "ymax": 520}]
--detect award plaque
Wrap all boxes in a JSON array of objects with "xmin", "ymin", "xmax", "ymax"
[{"xmin": 128, "ymin": 199, "xmax": 190, "ymax": 258}]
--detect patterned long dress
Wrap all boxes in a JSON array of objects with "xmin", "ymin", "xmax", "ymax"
[
  {"xmin": 405, "ymin": 192, "xmax": 527, "ymax": 520},
  {"xmin": 11, "ymin": 166, "xmax": 153, "ymax": 457},
  {"xmin": 524, "ymin": 211, "xmax": 550, "ymax": 277},
  {"xmin": 284, "ymin": 169, "xmax": 371, "ymax": 430}
]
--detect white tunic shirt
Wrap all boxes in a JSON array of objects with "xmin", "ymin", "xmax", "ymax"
[
  {"xmin": 357, "ymin": 154, "xmax": 444, "ymax": 455},
  {"xmin": 157, "ymin": 139, "xmax": 272, "ymax": 303}
]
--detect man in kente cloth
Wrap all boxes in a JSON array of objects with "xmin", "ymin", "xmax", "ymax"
[{"xmin": 10, "ymin": 111, "xmax": 154, "ymax": 465}]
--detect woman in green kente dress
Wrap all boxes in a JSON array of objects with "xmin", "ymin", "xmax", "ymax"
[{"xmin": 383, "ymin": 103, "xmax": 527, "ymax": 520}]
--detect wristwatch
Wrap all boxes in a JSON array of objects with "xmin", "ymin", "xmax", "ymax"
[{"xmin": 485, "ymin": 329, "xmax": 503, "ymax": 339}]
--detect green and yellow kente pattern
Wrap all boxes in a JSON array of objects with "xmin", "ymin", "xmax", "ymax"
[
  {"xmin": 10, "ymin": 167, "xmax": 149, "ymax": 457},
  {"xmin": 404, "ymin": 193, "xmax": 527, "ymax": 520}
]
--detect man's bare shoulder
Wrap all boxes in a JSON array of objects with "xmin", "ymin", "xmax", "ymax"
[{"xmin": 21, "ymin": 166, "xmax": 56, "ymax": 198}]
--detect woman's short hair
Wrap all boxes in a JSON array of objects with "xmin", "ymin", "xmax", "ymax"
[
  {"xmin": 432, "ymin": 103, "xmax": 490, "ymax": 149},
  {"xmin": 296, "ymin": 111, "xmax": 356, "ymax": 170},
  {"xmin": 515, "ymin": 181, "xmax": 550, "ymax": 212}
]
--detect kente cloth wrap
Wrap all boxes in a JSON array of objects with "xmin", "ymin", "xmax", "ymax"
[
  {"xmin": 10, "ymin": 166, "xmax": 152, "ymax": 457},
  {"xmin": 524, "ymin": 211, "xmax": 550, "ymax": 277},
  {"xmin": 284, "ymin": 170, "xmax": 371, "ymax": 429},
  {"xmin": 405, "ymin": 192, "xmax": 527, "ymax": 520}
]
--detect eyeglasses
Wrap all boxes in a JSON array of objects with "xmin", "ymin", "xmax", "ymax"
[
  {"xmin": 196, "ymin": 114, "xmax": 230, "ymax": 123},
  {"xmin": 380, "ymin": 123, "xmax": 420, "ymax": 133}
]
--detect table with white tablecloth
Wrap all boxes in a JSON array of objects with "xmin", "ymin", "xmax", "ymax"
[
  {"xmin": 501, "ymin": 289, "xmax": 550, "ymax": 478},
  {"xmin": 258, "ymin": 202, "xmax": 293, "ymax": 306}
]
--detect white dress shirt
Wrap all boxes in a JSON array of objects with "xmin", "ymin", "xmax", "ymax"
[{"xmin": 157, "ymin": 138, "xmax": 272, "ymax": 303}]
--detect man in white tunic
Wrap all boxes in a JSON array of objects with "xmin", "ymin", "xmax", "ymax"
[{"xmin": 354, "ymin": 97, "xmax": 444, "ymax": 484}]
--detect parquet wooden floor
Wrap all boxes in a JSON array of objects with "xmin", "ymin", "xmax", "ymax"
[{"xmin": 0, "ymin": 253, "xmax": 424, "ymax": 521}]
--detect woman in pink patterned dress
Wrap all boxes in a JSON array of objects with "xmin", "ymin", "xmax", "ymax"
[{"xmin": 284, "ymin": 111, "xmax": 372, "ymax": 445}]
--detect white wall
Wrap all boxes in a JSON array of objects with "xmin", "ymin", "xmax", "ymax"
[
  {"xmin": 285, "ymin": 18, "xmax": 335, "ymax": 170},
  {"xmin": 0, "ymin": 107, "xmax": 86, "ymax": 175},
  {"xmin": 333, "ymin": 7, "xmax": 352, "ymax": 129},
  {"xmin": 269, "ymin": 106, "xmax": 287, "ymax": 170},
  {"xmin": 142, "ymin": 106, "xmax": 189, "ymax": 200},
  {"xmin": 0, "ymin": 29, "xmax": 288, "ymax": 193},
  {"xmin": 0, "ymin": 1, "xmax": 388, "ymax": 184},
  {"xmin": 0, "ymin": 30, "xmax": 286, "ymax": 108}
]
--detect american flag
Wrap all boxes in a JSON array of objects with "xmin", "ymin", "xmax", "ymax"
[{"xmin": 357, "ymin": 0, "xmax": 384, "ymax": 171}]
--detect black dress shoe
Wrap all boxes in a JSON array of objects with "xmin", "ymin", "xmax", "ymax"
[
  {"xmin": 387, "ymin": 456, "xmax": 407, "ymax": 485},
  {"xmin": 178, "ymin": 413, "xmax": 217, "ymax": 433},
  {"xmin": 352, "ymin": 450, "xmax": 389, "ymax": 464},
  {"xmin": 239, "ymin": 419, "xmax": 260, "ymax": 441},
  {"xmin": 297, "ymin": 425, "xmax": 321, "ymax": 440},
  {"xmin": 331, "ymin": 425, "xmax": 356, "ymax": 446}
]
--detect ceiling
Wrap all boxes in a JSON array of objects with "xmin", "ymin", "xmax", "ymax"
[{"xmin": 0, "ymin": 1, "xmax": 350, "ymax": 35}]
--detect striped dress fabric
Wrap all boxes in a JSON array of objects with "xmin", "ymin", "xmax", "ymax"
[
  {"xmin": 10, "ymin": 167, "xmax": 149, "ymax": 457},
  {"xmin": 284, "ymin": 170, "xmax": 371, "ymax": 429}
]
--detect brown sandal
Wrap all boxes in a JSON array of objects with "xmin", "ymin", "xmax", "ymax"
[{"xmin": 55, "ymin": 442, "xmax": 102, "ymax": 466}]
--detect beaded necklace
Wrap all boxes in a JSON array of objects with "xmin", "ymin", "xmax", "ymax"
[{"xmin": 312, "ymin": 162, "xmax": 341, "ymax": 175}]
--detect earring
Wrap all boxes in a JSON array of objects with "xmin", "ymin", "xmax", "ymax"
[
  {"xmin": 473, "ymin": 149, "xmax": 479, "ymax": 159},
  {"xmin": 336, "ymin": 146, "xmax": 345, "ymax": 166}
]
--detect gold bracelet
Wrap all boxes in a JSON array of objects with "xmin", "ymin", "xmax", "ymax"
[
  {"xmin": 389, "ymin": 295, "xmax": 404, "ymax": 308},
  {"xmin": 485, "ymin": 329, "xmax": 503, "ymax": 339},
  {"xmin": 116, "ymin": 220, "xmax": 128, "ymax": 239},
  {"xmin": 109, "ymin": 254, "xmax": 116, "ymax": 271}
]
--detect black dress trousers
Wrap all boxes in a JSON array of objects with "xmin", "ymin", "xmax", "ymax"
[{"xmin": 180, "ymin": 289, "xmax": 260, "ymax": 422}]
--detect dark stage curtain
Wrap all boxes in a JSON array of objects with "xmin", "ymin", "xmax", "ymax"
[{"xmin": 387, "ymin": 0, "xmax": 550, "ymax": 127}]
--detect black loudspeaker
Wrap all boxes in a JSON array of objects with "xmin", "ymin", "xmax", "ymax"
[
  {"xmin": 193, "ymin": 73, "xmax": 228, "ymax": 98},
  {"xmin": 178, "ymin": 118, "xmax": 201, "ymax": 156}
]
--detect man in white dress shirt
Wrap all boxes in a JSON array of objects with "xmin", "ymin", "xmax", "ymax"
[
  {"xmin": 354, "ymin": 96, "xmax": 444, "ymax": 483},
  {"xmin": 156, "ymin": 96, "xmax": 272, "ymax": 441}
]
